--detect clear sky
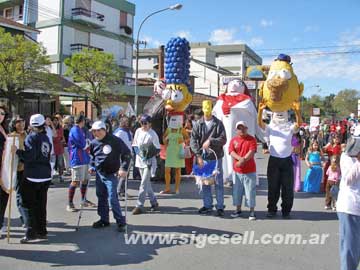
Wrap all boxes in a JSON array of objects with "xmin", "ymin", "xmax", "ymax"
[{"xmin": 129, "ymin": 0, "xmax": 360, "ymax": 97}]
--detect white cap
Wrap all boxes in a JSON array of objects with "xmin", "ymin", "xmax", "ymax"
[
  {"xmin": 91, "ymin": 121, "xmax": 106, "ymax": 130},
  {"xmin": 236, "ymin": 120, "xmax": 248, "ymax": 128},
  {"xmin": 29, "ymin": 114, "xmax": 45, "ymax": 127}
]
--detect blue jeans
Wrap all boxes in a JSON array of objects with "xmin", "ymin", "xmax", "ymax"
[
  {"xmin": 96, "ymin": 172, "xmax": 125, "ymax": 225},
  {"xmin": 232, "ymin": 172, "xmax": 256, "ymax": 208},
  {"xmin": 202, "ymin": 159, "xmax": 224, "ymax": 210},
  {"xmin": 338, "ymin": 212, "xmax": 360, "ymax": 270}
]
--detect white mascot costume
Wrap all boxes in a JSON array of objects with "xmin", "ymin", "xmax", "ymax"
[{"xmin": 212, "ymin": 79, "xmax": 263, "ymax": 182}]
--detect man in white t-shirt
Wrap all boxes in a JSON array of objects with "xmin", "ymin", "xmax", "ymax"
[{"xmin": 259, "ymin": 108, "xmax": 297, "ymax": 219}]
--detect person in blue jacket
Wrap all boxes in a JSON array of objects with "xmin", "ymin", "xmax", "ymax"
[
  {"xmin": 89, "ymin": 121, "xmax": 131, "ymax": 232},
  {"xmin": 67, "ymin": 115, "xmax": 95, "ymax": 212},
  {"xmin": 13, "ymin": 114, "xmax": 52, "ymax": 243}
]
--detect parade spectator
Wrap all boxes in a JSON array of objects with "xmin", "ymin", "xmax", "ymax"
[
  {"xmin": 45, "ymin": 116, "xmax": 57, "ymax": 180},
  {"xmin": 113, "ymin": 116, "xmax": 133, "ymax": 199},
  {"xmin": 132, "ymin": 115, "xmax": 160, "ymax": 215},
  {"xmin": 8, "ymin": 116, "xmax": 27, "ymax": 226},
  {"xmin": 292, "ymin": 133, "xmax": 302, "ymax": 192},
  {"xmin": 67, "ymin": 115, "xmax": 95, "ymax": 212},
  {"xmin": 323, "ymin": 135, "xmax": 342, "ymax": 192},
  {"xmin": 0, "ymin": 106, "xmax": 8, "ymax": 237},
  {"xmin": 62, "ymin": 116, "xmax": 72, "ymax": 175},
  {"xmin": 193, "ymin": 109, "xmax": 203, "ymax": 125},
  {"xmin": 337, "ymin": 129, "xmax": 360, "ymax": 270},
  {"xmin": 325, "ymin": 156, "xmax": 341, "ymax": 210},
  {"xmin": 229, "ymin": 121, "xmax": 257, "ymax": 220},
  {"xmin": 190, "ymin": 100, "xmax": 227, "ymax": 217},
  {"xmin": 14, "ymin": 114, "xmax": 52, "ymax": 243},
  {"xmin": 303, "ymin": 140, "xmax": 323, "ymax": 193},
  {"xmin": 52, "ymin": 116, "xmax": 65, "ymax": 182},
  {"xmin": 89, "ymin": 121, "xmax": 131, "ymax": 232},
  {"xmin": 130, "ymin": 115, "xmax": 141, "ymax": 179},
  {"xmin": 184, "ymin": 119, "xmax": 194, "ymax": 175}
]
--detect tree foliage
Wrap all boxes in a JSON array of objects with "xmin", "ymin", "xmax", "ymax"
[
  {"xmin": 301, "ymin": 89, "xmax": 360, "ymax": 121},
  {"xmin": 64, "ymin": 49, "xmax": 124, "ymax": 117},
  {"xmin": 0, "ymin": 28, "xmax": 58, "ymax": 114},
  {"xmin": 332, "ymin": 89, "xmax": 360, "ymax": 117}
]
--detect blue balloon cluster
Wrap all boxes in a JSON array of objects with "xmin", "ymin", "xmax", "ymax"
[{"xmin": 165, "ymin": 37, "xmax": 191, "ymax": 85}]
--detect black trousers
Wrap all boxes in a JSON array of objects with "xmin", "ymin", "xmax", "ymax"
[
  {"xmin": 19, "ymin": 179, "xmax": 50, "ymax": 237},
  {"xmin": 0, "ymin": 187, "xmax": 9, "ymax": 228},
  {"xmin": 267, "ymin": 155, "xmax": 294, "ymax": 214}
]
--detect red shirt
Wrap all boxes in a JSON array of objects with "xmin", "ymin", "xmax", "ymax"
[
  {"xmin": 330, "ymin": 124, "xmax": 337, "ymax": 133},
  {"xmin": 53, "ymin": 127, "xmax": 64, "ymax": 155},
  {"xmin": 325, "ymin": 144, "xmax": 341, "ymax": 156},
  {"xmin": 229, "ymin": 134, "xmax": 257, "ymax": 174}
]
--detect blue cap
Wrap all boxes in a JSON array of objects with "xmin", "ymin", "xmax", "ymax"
[
  {"xmin": 140, "ymin": 114, "xmax": 152, "ymax": 123},
  {"xmin": 276, "ymin": 54, "xmax": 291, "ymax": 63}
]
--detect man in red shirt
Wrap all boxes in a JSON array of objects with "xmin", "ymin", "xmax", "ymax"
[{"xmin": 229, "ymin": 121, "xmax": 257, "ymax": 220}]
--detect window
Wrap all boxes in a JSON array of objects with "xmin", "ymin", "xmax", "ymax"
[
  {"xmin": 120, "ymin": 11, "xmax": 127, "ymax": 26},
  {"xmin": 4, "ymin": 7, "xmax": 14, "ymax": 19},
  {"xmin": 19, "ymin": 5, "xmax": 23, "ymax": 19}
]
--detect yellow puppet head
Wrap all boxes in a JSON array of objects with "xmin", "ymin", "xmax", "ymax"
[
  {"xmin": 202, "ymin": 100, "xmax": 213, "ymax": 118},
  {"xmin": 162, "ymin": 83, "xmax": 192, "ymax": 113},
  {"xmin": 260, "ymin": 54, "xmax": 303, "ymax": 112}
]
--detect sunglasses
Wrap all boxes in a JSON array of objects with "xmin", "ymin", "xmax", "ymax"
[
  {"xmin": 141, "ymin": 121, "xmax": 149, "ymax": 125},
  {"xmin": 0, "ymin": 112, "xmax": 5, "ymax": 116}
]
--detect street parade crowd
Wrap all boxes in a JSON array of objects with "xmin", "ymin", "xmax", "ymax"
[{"xmin": 0, "ymin": 45, "xmax": 359, "ymax": 270}]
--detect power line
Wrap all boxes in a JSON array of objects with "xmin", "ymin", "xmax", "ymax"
[
  {"xmin": 260, "ymin": 50, "xmax": 360, "ymax": 58},
  {"xmin": 256, "ymin": 44, "xmax": 360, "ymax": 52}
]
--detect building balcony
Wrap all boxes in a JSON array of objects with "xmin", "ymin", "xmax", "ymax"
[
  {"xmin": 119, "ymin": 25, "xmax": 132, "ymax": 36},
  {"xmin": 70, "ymin": 43, "xmax": 104, "ymax": 53},
  {"xmin": 71, "ymin": 7, "xmax": 105, "ymax": 29}
]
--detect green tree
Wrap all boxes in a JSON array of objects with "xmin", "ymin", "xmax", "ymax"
[
  {"xmin": 0, "ymin": 28, "xmax": 57, "ymax": 114},
  {"xmin": 332, "ymin": 89, "xmax": 360, "ymax": 118},
  {"xmin": 64, "ymin": 49, "xmax": 124, "ymax": 118},
  {"xmin": 322, "ymin": 94, "xmax": 336, "ymax": 117}
]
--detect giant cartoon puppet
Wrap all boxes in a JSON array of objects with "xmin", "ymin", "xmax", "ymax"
[
  {"xmin": 146, "ymin": 37, "xmax": 193, "ymax": 193},
  {"xmin": 257, "ymin": 54, "xmax": 303, "ymax": 217},
  {"xmin": 212, "ymin": 79, "xmax": 263, "ymax": 182},
  {"xmin": 257, "ymin": 53, "xmax": 304, "ymax": 127}
]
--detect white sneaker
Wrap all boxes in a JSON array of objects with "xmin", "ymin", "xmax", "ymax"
[
  {"xmin": 249, "ymin": 211, "xmax": 257, "ymax": 221},
  {"xmin": 324, "ymin": 206, "xmax": 331, "ymax": 210}
]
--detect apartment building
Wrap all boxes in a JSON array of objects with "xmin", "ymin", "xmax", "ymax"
[
  {"xmin": 134, "ymin": 42, "xmax": 262, "ymax": 97},
  {"xmin": 0, "ymin": 0, "xmax": 135, "ymax": 77}
]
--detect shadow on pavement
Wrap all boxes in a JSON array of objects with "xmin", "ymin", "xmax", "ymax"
[{"xmin": 0, "ymin": 223, "xmax": 241, "ymax": 267}]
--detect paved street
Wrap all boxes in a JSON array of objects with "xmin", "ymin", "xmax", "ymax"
[{"xmin": 0, "ymin": 146, "xmax": 340, "ymax": 270}]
